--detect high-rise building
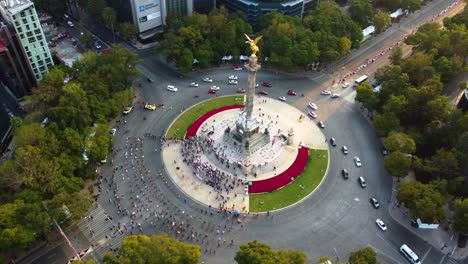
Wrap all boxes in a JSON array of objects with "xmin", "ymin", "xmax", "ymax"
[
  {"xmin": 0, "ymin": 0, "xmax": 54, "ymax": 82},
  {"xmin": 216, "ymin": 0, "xmax": 305, "ymax": 26},
  {"xmin": 106, "ymin": 0, "xmax": 193, "ymax": 39}
]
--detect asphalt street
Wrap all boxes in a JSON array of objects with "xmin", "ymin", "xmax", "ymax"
[{"xmin": 20, "ymin": 1, "xmax": 467, "ymax": 264}]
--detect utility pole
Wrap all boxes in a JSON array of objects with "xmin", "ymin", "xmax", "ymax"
[{"xmin": 42, "ymin": 202, "xmax": 81, "ymax": 261}]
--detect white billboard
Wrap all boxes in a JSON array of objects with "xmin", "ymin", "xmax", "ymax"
[{"xmin": 133, "ymin": 0, "xmax": 162, "ymax": 33}]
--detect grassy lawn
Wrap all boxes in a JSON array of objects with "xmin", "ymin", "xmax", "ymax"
[
  {"xmin": 166, "ymin": 95, "xmax": 244, "ymax": 139},
  {"xmin": 249, "ymin": 149, "xmax": 328, "ymax": 212}
]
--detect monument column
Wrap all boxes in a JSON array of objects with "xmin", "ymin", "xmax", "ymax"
[{"xmin": 244, "ymin": 56, "xmax": 261, "ymax": 121}]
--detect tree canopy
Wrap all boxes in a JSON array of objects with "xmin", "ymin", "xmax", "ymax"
[
  {"xmin": 0, "ymin": 45, "xmax": 138, "ymax": 252},
  {"xmin": 103, "ymin": 234, "xmax": 201, "ymax": 264},
  {"xmin": 157, "ymin": 3, "xmax": 363, "ymax": 72},
  {"xmin": 235, "ymin": 240, "xmax": 306, "ymax": 264},
  {"xmin": 348, "ymin": 247, "xmax": 379, "ymax": 264},
  {"xmin": 397, "ymin": 181, "xmax": 446, "ymax": 223}
]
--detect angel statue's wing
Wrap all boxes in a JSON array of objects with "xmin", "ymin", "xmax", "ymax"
[
  {"xmin": 244, "ymin": 33, "xmax": 253, "ymax": 42},
  {"xmin": 253, "ymin": 35, "xmax": 263, "ymax": 44}
]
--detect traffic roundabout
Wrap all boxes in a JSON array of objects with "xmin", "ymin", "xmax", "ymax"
[{"xmin": 163, "ymin": 95, "xmax": 329, "ymax": 213}]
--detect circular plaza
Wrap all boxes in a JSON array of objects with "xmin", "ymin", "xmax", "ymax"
[{"xmin": 162, "ymin": 95, "xmax": 329, "ymax": 213}]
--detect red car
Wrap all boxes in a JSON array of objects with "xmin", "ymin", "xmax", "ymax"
[
  {"xmin": 236, "ymin": 89, "xmax": 246, "ymax": 93},
  {"xmin": 262, "ymin": 82, "xmax": 272, "ymax": 87},
  {"xmin": 258, "ymin": 90, "xmax": 268, "ymax": 95},
  {"xmin": 287, "ymin": 90, "xmax": 297, "ymax": 96},
  {"xmin": 208, "ymin": 88, "xmax": 217, "ymax": 94}
]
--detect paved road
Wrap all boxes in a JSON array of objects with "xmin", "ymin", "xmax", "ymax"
[{"xmin": 21, "ymin": 1, "xmax": 467, "ymax": 264}]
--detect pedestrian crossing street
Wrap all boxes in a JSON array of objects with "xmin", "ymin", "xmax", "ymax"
[{"xmin": 74, "ymin": 204, "xmax": 127, "ymax": 258}]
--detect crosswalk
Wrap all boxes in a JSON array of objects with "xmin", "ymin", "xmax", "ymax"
[{"xmin": 73, "ymin": 204, "xmax": 127, "ymax": 259}]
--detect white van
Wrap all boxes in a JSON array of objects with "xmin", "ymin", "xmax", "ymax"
[
  {"xmin": 400, "ymin": 244, "xmax": 421, "ymax": 264},
  {"xmin": 353, "ymin": 75, "xmax": 368, "ymax": 87}
]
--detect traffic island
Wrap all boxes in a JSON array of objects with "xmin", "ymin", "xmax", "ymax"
[{"xmin": 249, "ymin": 149, "xmax": 328, "ymax": 213}]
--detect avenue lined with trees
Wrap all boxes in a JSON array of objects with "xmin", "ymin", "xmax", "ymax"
[
  {"xmin": 356, "ymin": 5, "xmax": 468, "ymax": 225},
  {"xmin": 0, "ymin": 46, "xmax": 139, "ymax": 254}
]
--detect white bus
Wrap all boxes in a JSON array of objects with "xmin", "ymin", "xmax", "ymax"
[
  {"xmin": 353, "ymin": 75, "xmax": 368, "ymax": 87},
  {"xmin": 400, "ymin": 244, "xmax": 421, "ymax": 264}
]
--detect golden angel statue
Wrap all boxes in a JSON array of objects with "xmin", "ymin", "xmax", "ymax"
[{"xmin": 244, "ymin": 33, "xmax": 262, "ymax": 57}]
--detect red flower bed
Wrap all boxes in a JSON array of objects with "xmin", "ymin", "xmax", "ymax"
[
  {"xmin": 248, "ymin": 146, "xmax": 309, "ymax": 193},
  {"xmin": 185, "ymin": 105, "xmax": 244, "ymax": 139}
]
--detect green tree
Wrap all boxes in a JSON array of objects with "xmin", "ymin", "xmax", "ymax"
[
  {"xmin": 384, "ymin": 132, "xmax": 416, "ymax": 154},
  {"xmin": 384, "ymin": 151, "xmax": 412, "ymax": 178},
  {"xmin": 177, "ymin": 48, "xmax": 194, "ymax": 73},
  {"xmin": 389, "ymin": 46, "xmax": 403, "ymax": 65},
  {"xmin": 103, "ymin": 234, "xmax": 201, "ymax": 264},
  {"xmin": 373, "ymin": 11, "xmax": 391, "ymax": 33},
  {"xmin": 15, "ymin": 145, "xmax": 64, "ymax": 196},
  {"xmin": 453, "ymin": 198, "xmax": 468, "ymax": 233},
  {"xmin": 235, "ymin": 240, "xmax": 306, "ymax": 264},
  {"xmin": 378, "ymin": 0, "xmax": 402, "ymax": 12},
  {"xmin": 373, "ymin": 112, "xmax": 401, "ymax": 137},
  {"xmin": 86, "ymin": 0, "xmax": 106, "ymax": 18},
  {"xmin": 304, "ymin": 1, "xmax": 363, "ymax": 48},
  {"xmin": 101, "ymin": 7, "xmax": 117, "ymax": 41},
  {"xmin": 382, "ymin": 95, "xmax": 408, "ymax": 118},
  {"xmin": 80, "ymin": 34, "xmax": 92, "ymax": 47},
  {"xmin": 397, "ymin": 181, "xmax": 446, "ymax": 223},
  {"xmin": 402, "ymin": 0, "xmax": 422, "ymax": 12},
  {"xmin": 101, "ymin": 7, "xmax": 117, "ymax": 28},
  {"xmin": 431, "ymin": 149, "xmax": 460, "ymax": 180},
  {"xmin": 355, "ymin": 82, "xmax": 379, "ymax": 112},
  {"xmin": 349, "ymin": 247, "xmax": 378, "ymax": 264},
  {"xmin": 401, "ymin": 52, "xmax": 435, "ymax": 86},
  {"xmin": 349, "ymin": 0, "xmax": 374, "ymax": 27},
  {"xmin": 337, "ymin": 37, "xmax": 352, "ymax": 56},
  {"xmin": 48, "ymin": 83, "xmax": 91, "ymax": 132},
  {"xmin": 118, "ymin": 22, "xmax": 138, "ymax": 40}
]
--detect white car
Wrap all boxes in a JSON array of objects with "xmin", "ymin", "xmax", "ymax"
[
  {"xmin": 331, "ymin": 93, "xmax": 340, "ymax": 98},
  {"xmin": 202, "ymin": 77, "xmax": 212, "ymax": 83},
  {"xmin": 123, "ymin": 106, "xmax": 133, "ymax": 115},
  {"xmin": 228, "ymin": 80, "xmax": 238, "ymax": 85},
  {"xmin": 308, "ymin": 111, "xmax": 317, "ymax": 119},
  {"xmin": 278, "ymin": 96, "xmax": 287, "ymax": 101},
  {"xmin": 228, "ymin": 75, "xmax": 238, "ymax": 80},
  {"xmin": 256, "ymin": 83, "xmax": 259, "ymax": 87},
  {"xmin": 342, "ymin": 82, "xmax": 350, "ymax": 88},
  {"xmin": 166, "ymin": 85, "xmax": 178, "ymax": 92},
  {"xmin": 110, "ymin": 128, "xmax": 117, "ymax": 136},
  {"xmin": 67, "ymin": 21, "xmax": 74, "ymax": 27},
  {"xmin": 189, "ymin": 82, "xmax": 198, "ymax": 87},
  {"xmin": 376, "ymin": 219, "xmax": 387, "ymax": 231},
  {"xmin": 210, "ymin": 85, "xmax": 220, "ymax": 90},
  {"xmin": 354, "ymin": 156, "xmax": 362, "ymax": 167},
  {"xmin": 308, "ymin": 102, "xmax": 318, "ymax": 110},
  {"xmin": 320, "ymin": 89, "xmax": 331, "ymax": 95}
]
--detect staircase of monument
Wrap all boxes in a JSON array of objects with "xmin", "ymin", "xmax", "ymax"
[{"xmin": 248, "ymin": 133, "xmax": 269, "ymax": 153}]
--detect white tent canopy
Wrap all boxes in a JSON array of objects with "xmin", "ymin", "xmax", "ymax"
[{"xmin": 362, "ymin": 26, "xmax": 375, "ymax": 37}]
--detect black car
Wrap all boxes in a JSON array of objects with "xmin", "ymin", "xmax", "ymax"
[
  {"xmin": 370, "ymin": 197, "xmax": 380, "ymax": 209},
  {"xmin": 341, "ymin": 169, "xmax": 349, "ymax": 179},
  {"xmin": 330, "ymin": 138, "xmax": 336, "ymax": 147},
  {"xmin": 318, "ymin": 121, "xmax": 325, "ymax": 128}
]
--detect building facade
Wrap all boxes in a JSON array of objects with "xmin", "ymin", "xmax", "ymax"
[
  {"xmin": 217, "ymin": 0, "xmax": 305, "ymax": 26},
  {"xmin": 0, "ymin": 0, "xmax": 53, "ymax": 82},
  {"xmin": 107, "ymin": 0, "xmax": 193, "ymax": 38}
]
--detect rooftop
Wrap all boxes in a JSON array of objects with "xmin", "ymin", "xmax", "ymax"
[{"xmin": 0, "ymin": 0, "xmax": 33, "ymax": 17}]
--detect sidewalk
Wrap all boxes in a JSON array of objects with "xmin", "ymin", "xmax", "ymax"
[{"xmin": 388, "ymin": 176, "xmax": 468, "ymax": 260}]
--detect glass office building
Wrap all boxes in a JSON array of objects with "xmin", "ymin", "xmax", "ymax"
[{"xmin": 218, "ymin": 0, "xmax": 305, "ymax": 26}]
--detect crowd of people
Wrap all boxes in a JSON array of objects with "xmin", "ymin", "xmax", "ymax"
[
  {"xmin": 180, "ymin": 135, "xmax": 247, "ymax": 210},
  {"xmin": 91, "ymin": 133, "xmax": 261, "ymax": 257}
]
